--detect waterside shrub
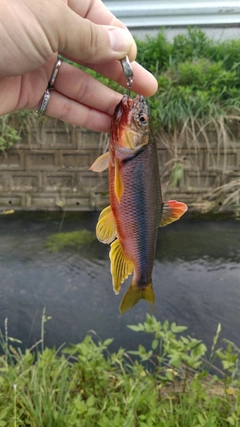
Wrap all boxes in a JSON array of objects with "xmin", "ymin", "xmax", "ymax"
[
  {"xmin": 0, "ymin": 314, "xmax": 239, "ymax": 426},
  {"xmin": 137, "ymin": 28, "xmax": 240, "ymax": 128},
  {"xmin": 2, "ymin": 28, "xmax": 240, "ymax": 210},
  {"xmin": 3, "ymin": 28, "xmax": 240, "ymax": 138}
]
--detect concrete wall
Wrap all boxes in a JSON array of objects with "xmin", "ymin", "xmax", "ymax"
[
  {"xmin": 0, "ymin": 119, "xmax": 109, "ymax": 211},
  {"xmin": 0, "ymin": 118, "xmax": 239, "ymax": 211}
]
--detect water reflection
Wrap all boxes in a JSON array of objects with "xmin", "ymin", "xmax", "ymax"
[{"xmin": 0, "ymin": 212, "xmax": 239, "ymax": 354}]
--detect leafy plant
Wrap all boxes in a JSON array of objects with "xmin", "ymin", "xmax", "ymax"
[
  {"xmin": 128, "ymin": 314, "xmax": 207, "ymax": 391},
  {"xmin": 0, "ymin": 115, "xmax": 20, "ymax": 151},
  {"xmin": 0, "ymin": 313, "xmax": 239, "ymax": 426},
  {"xmin": 3, "ymin": 27, "xmax": 240, "ymax": 210}
]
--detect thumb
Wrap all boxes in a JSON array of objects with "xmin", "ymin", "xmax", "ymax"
[{"xmin": 58, "ymin": 9, "xmax": 137, "ymax": 64}]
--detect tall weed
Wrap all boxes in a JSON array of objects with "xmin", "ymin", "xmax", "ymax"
[{"xmin": 0, "ymin": 314, "xmax": 239, "ymax": 426}]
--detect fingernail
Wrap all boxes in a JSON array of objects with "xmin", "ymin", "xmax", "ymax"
[{"xmin": 108, "ymin": 28, "xmax": 134, "ymax": 53}]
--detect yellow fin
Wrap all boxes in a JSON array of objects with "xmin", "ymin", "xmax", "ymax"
[
  {"xmin": 0, "ymin": 209, "xmax": 14, "ymax": 215},
  {"xmin": 160, "ymin": 200, "xmax": 188, "ymax": 227},
  {"xmin": 119, "ymin": 281, "xmax": 155, "ymax": 314},
  {"xmin": 109, "ymin": 239, "xmax": 133, "ymax": 295},
  {"xmin": 114, "ymin": 159, "xmax": 124, "ymax": 203},
  {"xmin": 96, "ymin": 205, "xmax": 117, "ymax": 244},
  {"xmin": 89, "ymin": 152, "xmax": 109, "ymax": 172}
]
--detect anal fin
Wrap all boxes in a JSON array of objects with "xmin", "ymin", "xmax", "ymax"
[{"xmin": 109, "ymin": 239, "xmax": 133, "ymax": 295}]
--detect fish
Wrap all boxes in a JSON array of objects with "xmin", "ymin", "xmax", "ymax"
[{"xmin": 90, "ymin": 94, "xmax": 188, "ymax": 314}]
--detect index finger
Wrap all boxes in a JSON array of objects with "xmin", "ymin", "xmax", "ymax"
[
  {"xmin": 84, "ymin": 60, "xmax": 158, "ymax": 97},
  {"xmin": 61, "ymin": 55, "xmax": 158, "ymax": 97}
]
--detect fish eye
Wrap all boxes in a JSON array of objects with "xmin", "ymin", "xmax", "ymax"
[{"xmin": 138, "ymin": 113, "xmax": 148, "ymax": 124}]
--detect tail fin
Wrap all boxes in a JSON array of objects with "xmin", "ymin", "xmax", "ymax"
[{"xmin": 119, "ymin": 281, "xmax": 155, "ymax": 314}]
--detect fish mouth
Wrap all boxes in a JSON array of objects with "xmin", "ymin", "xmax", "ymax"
[
  {"xmin": 115, "ymin": 95, "xmax": 148, "ymax": 126},
  {"xmin": 111, "ymin": 94, "xmax": 149, "ymax": 151},
  {"xmin": 121, "ymin": 94, "xmax": 146, "ymax": 111},
  {"xmin": 114, "ymin": 95, "xmax": 146, "ymax": 118}
]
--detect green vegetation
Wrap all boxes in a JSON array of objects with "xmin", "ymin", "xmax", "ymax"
[
  {"xmin": 81, "ymin": 28, "xmax": 240, "ymax": 130},
  {"xmin": 0, "ymin": 108, "xmax": 44, "ymax": 151},
  {"xmin": 0, "ymin": 115, "xmax": 21, "ymax": 151},
  {"xmin": 0, "ymin": 314, "xmax": 239, "ymax": 426},
  {"xmin": 1, "ymin": 28, "xmax": 240, "ymax": 208},
  {"xmin": 2, "ymin": 28, "xmax": 240, "ymax": 139},
  {"xmin": 85, "ymin": 28, "xmax": 240, "ymax": 204},
  {"xmin": 46, "ymin": 229, "xmax": 95, "ymax": 252},
  {"xmin": 136, "ymin": 28, "xmax": 240, "ymax": 129},
  {"xmin": 135, "ymin": 28, "xmax": 240, "ymax": 203}
]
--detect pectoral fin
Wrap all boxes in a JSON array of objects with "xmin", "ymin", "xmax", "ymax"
[
  {"xmin": 119, "ymin": 281, "xmax": 155, "ymax": 314},
  {"xmin": 160, "ymin": 200, "xmax": 188, "ymax": 227},
  {"xmin": 114, "ymin": 159, "xmax": 124, "ymax": 203},
  {"xmin": 89, "ymin": 152, "xmax": 109, "ymax": 172},
  {"xmin": 96, "ymin": 205, "xmax": 117, "ymax": 244},
  {"xmin": 109, "ymin": 239, "xmax": 133, "ymax": 295}
]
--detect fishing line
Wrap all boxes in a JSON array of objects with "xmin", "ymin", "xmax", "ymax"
[{"xmin": 58, "ymin": 210, "xmax": 66, "ymax": 234}]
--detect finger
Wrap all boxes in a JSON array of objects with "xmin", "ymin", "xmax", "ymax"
[
  {"xmin": 35, "ymin": 60, "xmax": 157, "ymax": 131},
  {"xmin": 53, "ymin": 62, "xmax": 122, "ymax": 116},
  {"xmin": 40, "ymin": 90, "xmax": 112, "ymax": 132},
  {"xmin": 85, "ymin": 61, "xmax": 159, "ymax": 97},
  {"xmin": 58, "ymin": 4, "xmax": 137, "ymax": 63},
  {"xmin": 60, "ymin": 57, "xmax": 158, "ymax": 97}
]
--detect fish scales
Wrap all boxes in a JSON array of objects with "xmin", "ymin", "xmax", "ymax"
[
  {"xmin": 109, "ymin": 131, "xmax": 162, "ymax": 287},
  {"xmin": 90, "ymin": 94, "xmax": 188, "ymax": 313}
]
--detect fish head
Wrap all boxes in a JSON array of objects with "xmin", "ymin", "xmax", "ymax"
[{"xmin": 111, "ymin": 95, "xmax": 150, "ymax": 153}]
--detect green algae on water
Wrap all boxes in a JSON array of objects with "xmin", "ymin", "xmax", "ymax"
[{"xmin": 46, "ymin": 229, "xmax": 95, "ymax": 252}]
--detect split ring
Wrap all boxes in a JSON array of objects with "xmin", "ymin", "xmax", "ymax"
[
  {"xmin": 48, "ymin": 58, "xmax": 62, "ymax": 89},
  {"xmin": 36, "ymin": 58, "xmax": 63, "ymax": 115}
]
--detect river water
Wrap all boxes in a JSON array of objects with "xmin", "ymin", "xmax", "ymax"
[{"xmin": 0, "ymin": 211, "xmax": 239, "ymax": 354}]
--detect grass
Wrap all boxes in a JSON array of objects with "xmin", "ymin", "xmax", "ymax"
[
  {"xmin": 0, "ymin": 314, "xmax": 239, "ymax": 426},
  {"xmin": 205, "ymin": 178, "xmax": 240, "ymax": 212},
  {"xmin": 135, "ymin": 29, "xmax": 240, "ymax": 207},
  {"xmin": 136, "ymin": 28, "xmax": 240, "ymax": 125},
  {"xmin": 4, "ymin": 27, "xmax": 240, "ymax": 131},
  {"xmin": 2, "ymin": 27, "xmax": 240, "ymax": 210}
]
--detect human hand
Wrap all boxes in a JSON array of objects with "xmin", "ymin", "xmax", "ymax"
[{"xmin": 0, "ymin": 0, "xmax": 158, "ymax": 132}]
